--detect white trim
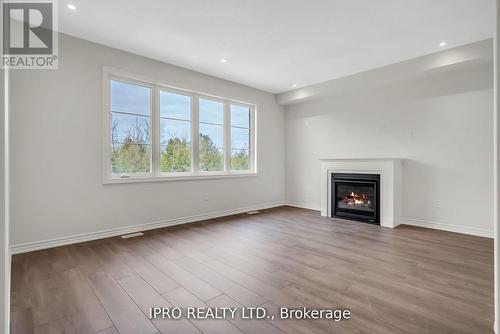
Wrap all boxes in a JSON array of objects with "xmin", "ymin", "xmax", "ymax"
[
  {"xmin": 102, "ymin": 69, "xmax": 111, "ymax": 184},
  {"xmin": 10, "ymin": 201, "xmax": 285, "ymax": 255},
  {"xmin": 401, "ymin": 217, "xmax": 493, "ymax": 238},
  {"xmin": 250, "ymin": 105, "xmax": 257, "ymax": 173},
  {"xmin": 224, "ymin": 99, "xmax": 231, "ymax": 171},
  {"xmin": 285, "ymin": 201, "xmax": 321, "ymax": 211},
  {"xmin": 151, "ymin": 86, "xmax": 160, "ymax": 176},
  {"xmin": 494, "ymin": 2, "xmax": 499, "ymax": 332},
  {"xmin": 103, "ymin": 171, "xmax": 258, "ymax": 184},
  {"xmin": 3, "ymin": 65, "xmax": 10, "ymax": 334},
  {"xmin": 192, "ymin": 94, "xmax": 200, "ymax": 172}
]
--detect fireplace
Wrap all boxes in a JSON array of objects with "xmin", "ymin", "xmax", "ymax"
[{"xmin": 331, "ymin": 173, "xmax": 380, "ymax": 225}]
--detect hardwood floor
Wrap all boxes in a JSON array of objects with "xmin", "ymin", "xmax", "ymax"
[{"xmin": 10, "ymin": 206, "xmax": 493, "ymax": 334}]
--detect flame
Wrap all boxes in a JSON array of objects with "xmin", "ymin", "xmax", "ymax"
[{"xmin": 342, "ymin": 192, "xmax": 371, "ymax": 207}]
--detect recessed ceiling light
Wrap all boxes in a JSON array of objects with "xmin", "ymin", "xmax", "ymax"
[
  {"xmin": 67, "ymin": 3, "xmax": 76, "ymax": 10},
  {"xmin": 439, "ymin": 41, "xmax": 447, "ymax": 47},
  {"xmin": 292, "ymin": 84, "xmax": 297, "ymax": 88},
  {"xmin": 219, "ymin": 58, "xmax": 227, "ymax": 63}
]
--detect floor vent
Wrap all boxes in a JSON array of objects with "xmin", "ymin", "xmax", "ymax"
[
  {"xmin": 246, "ymin": 211, "xmax": 260, "ymax": 215},
  {"xmin": 121, "ymin": 232, "xmax": 144, "ymax": 239}
]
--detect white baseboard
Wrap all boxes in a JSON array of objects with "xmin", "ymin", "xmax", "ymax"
[
  {"xmin": 282, "ymin": 202, "xmax": 493, "ymax": 238},
  {"xmin": 285, "ymin": 201, "xmax": 321, "ymax": 211},
  {"xmin": 400, "ymin": 217, "xmax": 493, "ymax": 238},
  {"xmin": 10, "ymin": 201, "xmax": 286, "ymax": 255}
]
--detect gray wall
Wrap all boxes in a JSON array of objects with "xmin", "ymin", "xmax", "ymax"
[
  {"xmin": 285, "ymin": 62, "xmax": 494, "ymax": 236},
  {"xmin": 9, "ymin": 34, "xmax": 286, "ymax": 246}
]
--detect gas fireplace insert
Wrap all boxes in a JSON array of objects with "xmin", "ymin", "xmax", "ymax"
[{"xmin": 331, "ymin": 173, "xmax": 380, "ymax": 225}]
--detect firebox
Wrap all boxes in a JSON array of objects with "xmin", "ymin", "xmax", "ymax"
[{"xmin": 331, "ymin": 173, "xmax": 380, "ymax": 225}]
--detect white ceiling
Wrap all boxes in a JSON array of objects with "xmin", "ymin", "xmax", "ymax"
[{"xmin": 59, "ymin": 0, "xmax": 494, "ymax": 93}]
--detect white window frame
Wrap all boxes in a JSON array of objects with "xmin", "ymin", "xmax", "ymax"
[{"xmin": 102, "ymin": 67, "xmax": 257, "ymax": 184}]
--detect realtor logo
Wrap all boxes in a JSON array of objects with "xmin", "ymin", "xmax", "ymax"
[{"xmin": 1, "ymin": 0, "xmax": 58, "ymax": 69}]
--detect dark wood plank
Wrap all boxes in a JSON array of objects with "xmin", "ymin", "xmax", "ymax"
[
  {"xmin": 207, "ymin": 294, "xmax": 284, "ymax": 334},
  {"xmin": 62, "ymin": 268, "xmax": 114, "ymax": 333},
  {"xmin": 96, "ymin": 327, "xmax": 120, "ymax": 334},
  {"xmin": 87, "ymin": 272, "xmax": 159, "ymax": 334},
  {"xmin": 162, "ymin": 287, "xmax": 243, "ymax": 334},
  {"xmin": 147, "ymin": 253, "xmax": 222, "ymax": 301},
  {"xmin": 91, "ymin": 244, "xmax": 136, "ymax": 280},
  {"xmin": 120, "ymin": 251, "xmax": 180, "ymax": 294},
  {"xmin": 10, "ymin": 308, "xmax": 34, "ymax": 334},
  {"xmin": 173, "ymin": 256, "xmax": 266, "ymax": 307},
  {"xmin": 33, "ymin": 316, "xmax": 76, "ymax": 334},
  {"xmin": 118, "ymin": 275, "xmax": 202, "ymax": 334}
]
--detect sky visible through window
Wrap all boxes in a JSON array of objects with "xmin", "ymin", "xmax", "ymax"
[
  {"xmin": 231, "ymin": 104, "xmax": 250, "ymax": 152},
  {"xmin": 111, "ymin": 80, "xmax": 151, "ymax": 144},
  {"xmin": 230, "ymin": 104, "xmax": 250, "ymax": 170},
  {"xmin": 111, "ymin": 80, "xmax": 150, "ymax": 116},
  {"xmin": 160, "ymin": 91, "xmax": 191, "ymax": 146},
  {"xmin": 110, "ymin": 80, "xmax": 151, "ymax": 173},
  {"xmin": 111, "ymin": 82, "xmax": 250, "ymax": 150}
]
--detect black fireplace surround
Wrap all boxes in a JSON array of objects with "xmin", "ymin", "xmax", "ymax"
[{"xmin": 331, "ymin": 173, "xmax": 380, "ymax": 225}]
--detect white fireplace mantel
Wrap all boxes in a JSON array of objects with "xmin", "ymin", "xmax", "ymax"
[{"xmin": 320, "ymin": 158, "xmax": 403, "ymax": 228}]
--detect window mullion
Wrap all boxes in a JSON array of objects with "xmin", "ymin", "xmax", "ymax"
[
  {"xmin": 151, "ymin": 86, "xmax": 160, "ymax": 176},
  {"xmin": 192, "ymin": 94, "xmax": 200, "ymax": 172},
  {"xmin": 224, "ymin": 102, "xmax": 231, "ymax": 171},
  {"xmin": 104, "ymin": 75, "xmax": 112, "ymax": 178},
  {"xmin": 250, "ymin": 106, "xmax": 256, "ymax": 172}
]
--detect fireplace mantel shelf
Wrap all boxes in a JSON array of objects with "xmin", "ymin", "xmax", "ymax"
[{"xmin": 320, "ymin": 158, "xmax": 403, "ymax": 228}]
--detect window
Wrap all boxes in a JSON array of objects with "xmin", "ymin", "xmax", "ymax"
[
  {"xmin": 160, "ymin": 91, "xmax": 192, "ymax": 173},
  {"xmin": 104, "ymin": 69, "xmax": 256, "ymax": 183},
  {"xmin": 199, "ymin": 98, "xmax": 224, "ymax": 171},
  {"xmin": 230, "ymin": 104, "xmax": 251, "ymax": 170},
  {"xmin": 110, "ymin": 80, "xmax": 152, "ymax": 174}
]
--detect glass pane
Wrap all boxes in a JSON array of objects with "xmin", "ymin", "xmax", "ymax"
[
  {"xmin": 199, "ymin": 123, "xmax": 224, "ymax": 171},
  {"xmin": 199, "ymin": 98, "xmax": 224, "ymax": 125},
  {"xmin": 111, "ymin": 80, "xmax": 150, "ymax": 116},
  {"xmin": 336, "ymin": 183, "xmax": 375, "ymax": 213},
  {"xmin": 111, "ymin": 143, "xmax": 150, "ymax": 173},
  {"xmin": 160, "ymin": 144, "xmax": 191, "ymax": 173},
  {"xmin": 231, "ymin": 149, "xmax": 249, "ymax": 170},
  {"xmin": 160, "ymin": 118, "xmax": 191, "ymax": 173},
  {"xmin": 160, "ymin": 91, "xmax": 191, "ymax": 120},
  {"xmin": 111, "ymin": 112, "xmax": 150, "ymax": 145},
  {"xmin": 111, "ymin": 112, "xmax": 151, "ymax": 174},
  {"xmin": 231, "ymin": 105, "xmax": 250, "ymax": 128},
  {"xmin": 231, "ymin": 127, "xmax": 250, "ymax": 150},
  {"xmin": 160, "ymin": 118, "xmax": 191, "ymax": 146}
]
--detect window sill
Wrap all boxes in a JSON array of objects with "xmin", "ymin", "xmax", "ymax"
[{"xmin": 103, "ymin": 171, "xmax": 258, "ymax": 185}]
